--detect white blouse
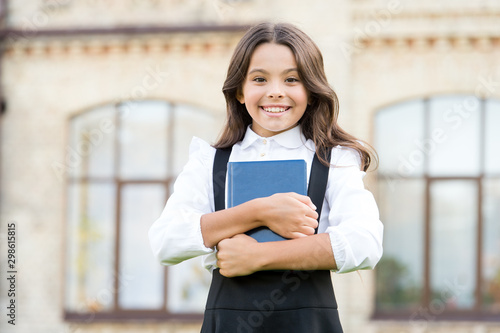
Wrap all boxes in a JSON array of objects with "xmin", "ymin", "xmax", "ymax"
[{"xmin": 148, "ymin": 125, "xmax": 383, "ymax": 274}]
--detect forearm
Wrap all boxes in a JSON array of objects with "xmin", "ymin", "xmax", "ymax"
[
  {"xmin": 256, "ymin": 233, "xmax": 337, "ymax": 271},
  {"xmin": 201, "ymin": 199, "xmax": 263, "ymax": 248}
]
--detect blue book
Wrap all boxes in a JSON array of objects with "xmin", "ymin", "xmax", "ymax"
[{"xmin": 227, "ymin": 159, "xmax": 307, "ymax": 242}]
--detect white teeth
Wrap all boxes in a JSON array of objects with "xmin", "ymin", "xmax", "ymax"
[{"xmin": 263, "ymin": 107, "xmax": 287, "ymax": 113}]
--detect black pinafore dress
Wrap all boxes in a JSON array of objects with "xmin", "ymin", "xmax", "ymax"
[{"xmin": 201, "ymin": 148, "xmax": 343, "ymax": 333}]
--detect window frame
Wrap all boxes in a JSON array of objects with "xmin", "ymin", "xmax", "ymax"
[
  {"xmin": 373, "ymin": 96, "xmax": 500, "ymax": 321},
  {"xmin": 63, "ymin": 101, "xmax": 209, "ymax": 322}
]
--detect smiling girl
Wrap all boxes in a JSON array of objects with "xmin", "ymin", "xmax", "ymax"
[{"xmin": 149, "ymin": 22, "xmax": 383, "ymax": 332}]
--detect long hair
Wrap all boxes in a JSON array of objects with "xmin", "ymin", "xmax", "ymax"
[{"xmin": 213, "ymin": 22, "xmax": 377, "ymax": 171}]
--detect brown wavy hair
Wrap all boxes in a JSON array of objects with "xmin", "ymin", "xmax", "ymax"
[{"xmin": 213, "ymin": 22, "xmax": 376, "ymax": 171}]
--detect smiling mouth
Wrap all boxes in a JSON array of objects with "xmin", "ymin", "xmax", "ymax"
[{"xmin": 261, "ymin": 106, "xmax": 291, "ymax": 113}]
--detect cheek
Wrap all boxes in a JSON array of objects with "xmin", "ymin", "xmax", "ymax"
[
  {"xmin": 295, "ymin": 87, "xmax": 310, "ymax": 106},
  {"xmin": 243, "ymin": 89, "xmax": 263, "ymax": 105}
]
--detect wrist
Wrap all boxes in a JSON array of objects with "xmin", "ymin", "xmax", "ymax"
[
  {"xmin": 251, "ymin": 241, "xmax": 270, "ymax": 271},
  {"xmin": 247, "ymin": 197, "xmax": 266, "ymax": 228}
]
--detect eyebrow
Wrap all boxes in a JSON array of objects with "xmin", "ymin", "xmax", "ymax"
[{"xmin": 248, "ymin": 68, "xmax": 299, "ymax": 75}]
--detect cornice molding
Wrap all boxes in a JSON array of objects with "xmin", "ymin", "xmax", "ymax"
[
  {"xmin": 353, "ymin": 35, "xmax": 500, "ymax": 52},
  {"xmin": 2, "ymin": 29, "xmax": 245, "ymax": 57},
  {"xmin": 352, "ymin": 8, "xmax": 500, "ymax": 21}
]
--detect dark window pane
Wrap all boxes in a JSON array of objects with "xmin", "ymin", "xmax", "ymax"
[
  {"xmin": 376, "ymin": 179, "xmax": 425, "ymax": 311},
  {"xmin": 430, "ymin": 180, "xmax": 477, "ymax": 310},
  {"xmin": 118, "ymin": 184, "xmax": 166, "ymax": 309},
  {"xmin": 428, "ymin": 96, "xmax": 481, "ymax": 177},
  {"xmin": 118, "ymin": 101, "xmax": 170, "ymax": 180},
  {"xmin": 65, "ymin": 182, "xmax": 116, "ymax": 312},
  {"xmin": 482, "ymin": 178, "xmax": 500, "ymax": 313}
]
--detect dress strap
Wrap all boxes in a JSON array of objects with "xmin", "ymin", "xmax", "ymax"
[
  {"xmin": 213, "ymin": 147, "xmax": 332, "ymax": 224},
  {"xmin": 307, "ymin": 148, "xmax": 332, "ymax": 233},
  {"xmin": 213, "ymin": 147, "xmax": 232, "ymax": 212}
]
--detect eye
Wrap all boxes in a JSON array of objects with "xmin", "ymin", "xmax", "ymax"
[
  {"xmin": 285, "ymin": 77, "xmax": 300, "ymax": 83},
  {"xmin": 252, "ymin": 77, "xmax": 266, "ymax": 83}
]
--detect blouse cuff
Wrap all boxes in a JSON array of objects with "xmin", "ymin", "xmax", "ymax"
[
  {"xmin": 156, "ymin": 211, "xmax": 214, "ymax": 266},
  {"xmin": 195, "ymin": 212, "xmax": 215, "ymax": 252},
  {"xmin": 329, "ymin": 231, "xmax": 348, "ymax": 273}
]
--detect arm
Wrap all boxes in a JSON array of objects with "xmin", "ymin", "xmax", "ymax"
[
  {"xmin": 215, "ymin": 147, "xmax": 383, "ymax": 276},
  {"xmin": 201, "ymin": 192, "xmax": 319, "ymax": 248},
  {"xmin": 325, "ymin": 148, "xmax": 384, "ymax": 273},
  {"xmin": 149, "ymin": 137, "xmax": 320, "ymax": 267},
  {"xmin": 149, "ymin": 137, "xmax": 320, "ymax": 265},
  {"xmin": 149, "ymin": 138, "xmax": 216, "ymax": 265},
  {"xmin": 200, "ymin": 199, "xmax": 263, "ymax": 249},
  {"xmin": 216, "ymin": 233, "xmax": 336, "ymax": 277}
]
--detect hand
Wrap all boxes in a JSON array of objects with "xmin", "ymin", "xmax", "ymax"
[
  {"xmin": 256, "ymin": 193, "xmax": 319, "ymax": 239},
  {"xmin": 216, "ymin": 234, "xmax": 259, "ymax": 277}
]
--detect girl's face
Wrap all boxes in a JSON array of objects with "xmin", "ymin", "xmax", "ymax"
[{"xmin": 238, "ymin": 43, "xmax": 309, "ymax": 138}]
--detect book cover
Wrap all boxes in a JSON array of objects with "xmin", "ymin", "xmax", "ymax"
[{"xmin": 227, "ymin": 159, "xmax": 307, "ymax": 242}]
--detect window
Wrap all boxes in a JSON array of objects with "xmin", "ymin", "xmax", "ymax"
[
  {"xmin": 374, "ymin": 96, "xmax": 500, "ymax": 321},
  {"xmin": 64, "ymin": 100, "xmax": 220, "ymax": 320}
]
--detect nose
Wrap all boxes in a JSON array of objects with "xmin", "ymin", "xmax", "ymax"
[{"xmin": 267, "ymin": 81, "xmax": 284, "ymax": 99}]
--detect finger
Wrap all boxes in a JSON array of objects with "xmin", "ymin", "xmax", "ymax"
[
  {"xmin": 217, "ymin": 238, "xmax": 229, "ymax": 250},
  {"xmin": 220, "ymin": 268, "xmax": 235, "ymax": 278},
  {"xmin": 289, "ymin": 231, "xmax": 308, "ymax": 239},
  {"xmin": 289, "ymin": 223, "xmax": 317, "ymax": 238},
  {"xmin": 236, "ymin": 233, "xmax": 258, "ymax": 243},
  {"xmin": 305, "ymin": 209, "xmax": 319, "ymax": 220},
  {"xmin": 291, "ymin": 223, "xmax": 316, "ymax": 236},
  {"xmin": 287, "ymin": 193, "xmax": 317, "ymax": 211},
  {"xmin": 232, "ymin": 233, "xmax": 249, "ymax": 240},
  {"xmin": 300, "ymin": 225, "xmax": 317, "ymax": 235},
  {"xmin": 297, "ymin": 219, "xmax": 318, "ymax": 235}
]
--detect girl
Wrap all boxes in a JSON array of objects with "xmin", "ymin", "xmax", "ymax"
[{"xmin": 149, "ymin": 22, "xmax": 383, "ymax": 332}]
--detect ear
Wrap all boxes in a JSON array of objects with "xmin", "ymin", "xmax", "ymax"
[{"xmin": 236, "ymin": 89, "xmax": 245, "ymax": 104}]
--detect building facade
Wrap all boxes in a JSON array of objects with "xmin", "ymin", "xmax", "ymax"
[{"xmin": 0, "ymin": 0, "xmax": 499, "ymax": 332}]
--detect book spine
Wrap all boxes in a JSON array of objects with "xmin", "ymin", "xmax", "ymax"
[{"xmin": 227, "ymin": 162, "xmax": 233, "ymax": 208}]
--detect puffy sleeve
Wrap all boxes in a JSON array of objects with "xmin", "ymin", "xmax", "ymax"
[
  {"xmin": 324, "ymin": 147, "xmax": 384, "ymax": 273},
  {"xmin": 148, "ymin": 137, "xmax": 216, "ymax": 266}
]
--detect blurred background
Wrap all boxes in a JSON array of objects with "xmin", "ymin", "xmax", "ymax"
[{"xmin": 0, "ymin": 0, "xmax": 499, "ymax": 332}]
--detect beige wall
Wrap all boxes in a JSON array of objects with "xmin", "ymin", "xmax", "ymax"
[
  {"xmin": 1, "ymin": 0, "xmax": 500, "ymax": 332},
  {"xmin": 0, "ymin": 31, "xmax": 240, "ymax": 333}
]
